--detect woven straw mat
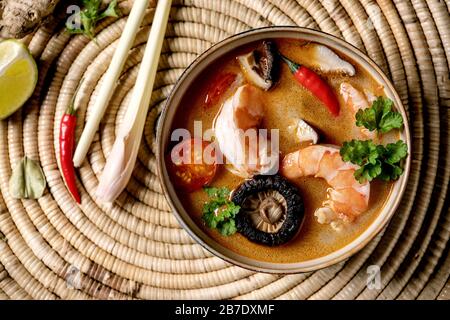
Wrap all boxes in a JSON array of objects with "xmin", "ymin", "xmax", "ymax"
[{"xmin": 0, "ymin": 0, "xmax": 449, "ymax": 300}]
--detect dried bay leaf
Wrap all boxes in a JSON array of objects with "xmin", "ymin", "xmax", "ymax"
[{"xmin": 9, "ymin": 156, "xmax": 46, "ymax": 199}]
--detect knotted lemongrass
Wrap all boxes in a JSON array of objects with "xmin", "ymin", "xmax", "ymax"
[{"xmin": 96, "ymin": 0, "xmax": 172, "ymax": 203}]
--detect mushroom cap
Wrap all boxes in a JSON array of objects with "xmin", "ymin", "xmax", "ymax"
[
  {"xmin": 237, "ymin": 40, "xmax": 280, "ymax": 91},
  {"xmin": 232, "ymin": 175, "xmax": 304, "ymax": 246}
]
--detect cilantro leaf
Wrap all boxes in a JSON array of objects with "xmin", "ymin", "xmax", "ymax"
[
  {"xmin": 340, "ymin": 140, "xmax": 379, "ymax": 166},
  {"xmin": 219, "ymin": 220, "xmax": 237, "ymax": 236},
  {"xmin": 202, "ymin": 187, "xmax": 240, "ymax": 236},
  {"xmin": 203, "ymin": 187, "xmax": 230, "ymax": 199},
  {"xmin": 354, "ymin": 162, "xmax": 382, "ymax": 182},
  {"xmin": 385, "ymin": 140, "xmax": 408, "ymax": 164},
  {"xmin": 340, "ymin": 140, "xmax": 408, "ymax": 183},
  {"xmin": 379, "ymin": 163, "xmax": 404, "ymax": 181},
  {"xmin": 67, "ymin": 0, "xmax": 121, "ymax": 40},
  {"xmin": 355, "ymin": 96, "xmax": 404, "ymax": 134},
  {"xmin": 99, "ymin": 0, "xmax": 121, "ymax": 19},
  {"xmin": 355, "ymin": 107, "xmax": 377, "ymax": 131},
  {"xmin": 380, "ymin": 112, "xmax": 404, "ymax": 134}
]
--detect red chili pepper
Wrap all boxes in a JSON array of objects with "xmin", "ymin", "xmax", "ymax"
[
  {"xmin": 59, "ymin": 83, "xmax": 82, "ymax": 204},
  {"xmin": 204, "ymin": 72, "xmax": 237, "ymax": 108},
  {"xmin": 281, "ymin": 55, "xmax": 340, "ymax": 117}
]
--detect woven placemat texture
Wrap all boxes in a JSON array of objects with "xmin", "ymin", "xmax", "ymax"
[{"xmin": 0, "ymin": 0, "xmax": 449, "ymax": 300}]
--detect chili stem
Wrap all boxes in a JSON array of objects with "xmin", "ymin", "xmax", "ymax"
[
  {"xmin": 66, "ymin": 78, "xmax": 84, "ymax": 115},
  {"xmin": 279, "ymin": 54, "xmax": 301, "ymax": 73}
]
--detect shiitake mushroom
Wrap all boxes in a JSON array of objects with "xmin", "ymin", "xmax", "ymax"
[
  {"xmin": 232, "ymin": 175, "xmax": 304, "ymax": 246},
  {"xmin": 238, "ymin": 41, "xmax": 280, "ymax": 90}
]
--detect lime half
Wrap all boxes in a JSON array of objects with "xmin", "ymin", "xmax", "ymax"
[{"xmin": 0, "ymin": 40, "xmax": 38, "ymax": 120}]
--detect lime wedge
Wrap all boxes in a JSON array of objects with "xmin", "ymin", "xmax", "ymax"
[{"xmin": 0, "ymin": 40, "xmax": 38, "ymax": 120}]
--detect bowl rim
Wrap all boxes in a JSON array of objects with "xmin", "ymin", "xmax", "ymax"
[{"xmin": 156, "ymin": 26, "xmax": 411, "ymax": 274}]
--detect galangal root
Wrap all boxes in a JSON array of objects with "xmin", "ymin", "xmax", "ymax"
[{"xmin": 0, "ymin": 0, "xmax": 61, "ymax": 38}]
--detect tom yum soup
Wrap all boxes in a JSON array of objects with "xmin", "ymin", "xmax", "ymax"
[{"xmin": 165, "ymin": 39, "xmax": 408, "ymax": 263}]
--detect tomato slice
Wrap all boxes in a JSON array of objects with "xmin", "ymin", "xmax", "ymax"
[
  {"xmin": 166, "ymin": 138, "xmax": 218, "ymax": 192},
  {"xmin": 204, "ymin": 72, "xmax": 237, "ymax": 108}
]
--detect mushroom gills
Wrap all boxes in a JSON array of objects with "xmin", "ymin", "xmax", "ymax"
[
  {"xmin": 243, "ymin": 190, "xmax": 287, "ymax": 233},
  {"xmin": 232, "ymin": 175, "xmax": 304, "ymax": 246},
  {"xmin": 238, "ymin": 41, "xmax": 279, "ymax": 90}
]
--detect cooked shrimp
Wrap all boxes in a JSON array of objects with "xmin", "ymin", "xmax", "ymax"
[
  {"xmin": 281, "ymin": 145, "xmax": 370, "ymax": 230},
  {"xmin": 214, "ymin": 84, "xmax": 278, "ymax": 177},
  {"xmin": 340, "ymin": 82, "xmax": 376, "ymax": 140}
]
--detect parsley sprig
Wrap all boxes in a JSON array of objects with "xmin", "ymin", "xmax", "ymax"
[
  {"xmin": 67, "ymin": 0, "xmax": 121, "ymax": 40},
  {"xmin": 340, "ymin": 95, "xmax": 408, "ymax": 183},
  {"xmin": 356, "ymin": 96, "xmax": 404, "ymax": 134},
  {"xmin": 340, "ymin": 140, "xmax": 408, "ymax": 183},
  {"xmin": 202, "ymin": 187, "xmax": 240, "ymax": 236}
]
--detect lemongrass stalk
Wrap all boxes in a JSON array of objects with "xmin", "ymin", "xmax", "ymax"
[
  {"xmin": 73, "ymin": 0, "xmax": 151, "ymax": 168},
  {"xmin": 96, "ymin": 0, "xmax": 172, "ymax": 203}
]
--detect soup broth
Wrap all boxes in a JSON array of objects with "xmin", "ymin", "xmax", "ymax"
[{"xmin": 169, "ymin": 39, "xmax": 394, "ymax": 263}]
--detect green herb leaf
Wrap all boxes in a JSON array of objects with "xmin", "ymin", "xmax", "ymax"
[
  {"xmin": 355, "ymin": 96, "xmax": 404, "ymax": 133},
  {"xmin": 66, "ymin": 0, "xmax": 121, "ymax": 40},
  {"xmin": 220, "ymin": 220, "xmax": 237, "ymax": 236},
  {"xmin": 379, "ymin": 163, "xmax": 404, "ymax": 181},
  {"xmin": 340, "ymin": 140, "xmax": 408, "ymax": 183},
  {"xmin": 202, "ymin": 187, "xmax": 240, "ymax": 236},
  {"xmin": 385, "ymin": 140, "xmax": 408, "ymax": 164},
  {"xmin": 203, "ymin": 187, "xmax": 231, "ymax": 199},
  {"xmin": 355, "ymin": 107, "xmax": 377, "ymax": 132},
  {"xmin": 379, "ymin": 112, "xmax": 404, "ymax": 134},
  {"xmin": 340, "ymin": 140, "xmax": 379, "ymax": 166},
  {"xmin": 100, "ymin": 0, "xmax": 121, "ymax": 19},
  {"xmin": 354, "ymin": 162, "xmax": 382, "ymax": 183},
  {"xmin": 9, "ymin": 157, "xmax": 46, "ymax": 199}
]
